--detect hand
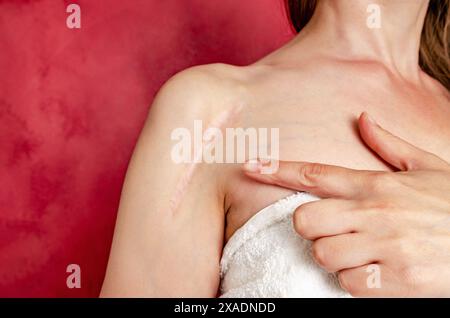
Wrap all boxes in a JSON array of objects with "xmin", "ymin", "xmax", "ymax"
[{"xmin": 243, "ymin": 113, "xmax": 450, "ymax": 297}]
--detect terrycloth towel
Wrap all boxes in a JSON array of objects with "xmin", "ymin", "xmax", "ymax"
[{"xmin": 220, "ymin": 192, "xmax": 349, "ymax": 297}]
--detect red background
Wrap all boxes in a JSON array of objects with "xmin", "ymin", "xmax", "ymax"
[{"xmin": 0, "ymin": 0, "xmax": 293, "ymax": 297}]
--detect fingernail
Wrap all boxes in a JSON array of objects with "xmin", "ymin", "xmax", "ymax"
[
  {"xmin": 243, "ymin": 159, "xmax": 261, "ymax": 173},
  {"xmin": 260, "ymin": 158, "xmax": 279, "ymax": 175},
  {"xmin": 364, "ymin": 112, "xmax": 377, "ymax": 126}
]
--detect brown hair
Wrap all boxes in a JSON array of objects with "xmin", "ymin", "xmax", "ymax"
[{"xmin": 286, "ymin": 0, "xmax": 450, "ymax": 91}]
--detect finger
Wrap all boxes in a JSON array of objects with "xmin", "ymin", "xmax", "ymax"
[
  {"xmin": 293, "ymin": 199, "xmax": 368, "ymax": 240},
  {"xmin": 338, "ymin": 264, "xmax": 409, "ymax": 297},
  {"xmin": 243, "ymin": 159, "xmax": 374, "ymax": 198},
  {"xmin": 359, "ymin": 112, "xmax": 449, "ymax": 171},
  {"xmin": 311, "ymin": 233, "xmax": 381, "ymax": 273}
]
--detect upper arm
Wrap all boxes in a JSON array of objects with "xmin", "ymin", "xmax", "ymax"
[{"xmin": 100, "ymin": 66, "xmax": 230, "ymax": 297}]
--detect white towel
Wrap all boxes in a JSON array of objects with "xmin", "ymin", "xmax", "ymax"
[{"xmin": 220, "ymin": 192, "xmax": 349, "ymax": 298}]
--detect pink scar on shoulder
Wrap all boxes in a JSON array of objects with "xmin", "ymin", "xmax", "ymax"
[{"xmin": 168, "ymin": 103, "xmax": 245, "ymax": 215}]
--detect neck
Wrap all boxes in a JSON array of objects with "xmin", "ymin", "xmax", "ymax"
[{"xmin": 294, "ymin": 0, "xmax": 429, "ymax": 79}]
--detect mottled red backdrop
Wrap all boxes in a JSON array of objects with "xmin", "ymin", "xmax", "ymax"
[{"xmin": 0, "ymin": 0, "xmax": 292, "ymax": 297}]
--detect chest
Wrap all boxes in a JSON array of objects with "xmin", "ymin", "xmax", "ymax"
[
  {"xmin": 237, "ymin": 83, "xmax": 450, "ymax": 166},
  {"xmin": 223, "ymin": 84, "xmax": 450, "ymax": 240}
]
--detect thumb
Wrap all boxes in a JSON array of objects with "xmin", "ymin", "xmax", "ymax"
[{"xmin": 358, "ymin": 112, "xmax": 448, "ymax": 171}]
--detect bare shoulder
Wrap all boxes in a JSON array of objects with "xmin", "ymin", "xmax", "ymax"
[
  {"xmin": 101, "ymin": 65, "xmax": 254, "ymax": 297},
  {"xmin": 148, "ymin": 63, "xmax": 252, "ymax": 125},
  {"xmin": 148, "ymin": 59, "xmax": 326, "ymax": 125}
]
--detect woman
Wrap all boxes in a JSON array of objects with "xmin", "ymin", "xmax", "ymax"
[{"xmin": 101, "ymin": 0, "xmax": 450, "ymax": 297}]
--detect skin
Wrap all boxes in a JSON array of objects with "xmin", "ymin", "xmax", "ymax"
[
  {"xmin": 244, "ymin": 113, "xmax": 450, "ymax": 297},
  {"xmin": 101, "ymin": 0, "xmax": 450, "ymax": 297}
]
